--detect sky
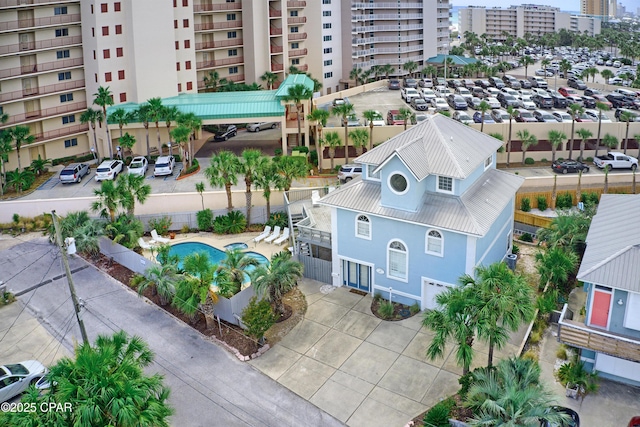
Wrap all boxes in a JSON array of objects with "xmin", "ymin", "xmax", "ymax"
[{"xmin": 451, "ymin": 0, "xmax": 635, "ymax": 12}]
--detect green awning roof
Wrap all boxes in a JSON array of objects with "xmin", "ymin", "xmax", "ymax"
[
  {"xmin": 274, "ymin": 73, "xmax": 315, "ymax": 97},
  {"xmin": 425, "ymin": 55, "xmax": 480, "ymax": 66}
]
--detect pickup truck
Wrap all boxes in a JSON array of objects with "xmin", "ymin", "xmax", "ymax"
[
  {"xmin": 400, "ymin": 87, "xmax": 420, "ymax": 103},
  {"xmin": 593, "ymin": 152, "xmax": 638, "ymax": 171}
]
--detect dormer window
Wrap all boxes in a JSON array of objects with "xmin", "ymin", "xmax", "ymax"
[
  {"xmin": 367, "ymin": 164, "xmax": 380, "ymax": 180},
  {"xmin": 389, "ymin": 172, "xmax": 409, "ymax": 195},
  {"xmin": 484, "ymin": 155, "xmax": 492, "ymax": 169},
  {"xmin": 437, "ymin": 176, "xmax": 453, "ymax": 194}
]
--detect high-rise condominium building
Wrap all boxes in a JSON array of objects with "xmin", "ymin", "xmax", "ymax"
[
  {"xmin": 345, "ymin": 1, "xmax": 450, "ymax": 80},
  {"xmin": 460, "ymin": 4, "xmax": 601, "ymax": 41},
  {"xmin": 581, "ymin": 0, "xmax": 614, "ymax": 18}
]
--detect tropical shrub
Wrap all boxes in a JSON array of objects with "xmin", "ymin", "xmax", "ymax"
[
  {"xmin": 213, "ymin": 210, "xmax": 247, "ymax": 234},
  {"xmin": 156, "ymin": 244, "xmax": 179, "ymax": 267},
  {"xmin": 528, "ymin": 331, "xmax": 542, "ymax": 344},
  {"xmin": 556, "ymin": 345, "xmax": 568, "ymax": 360},
  {"xmin": 309, "ymin": 149, "xmax": 318, "ymax": 167},
  {"xmin": 148, "ymin": 216, "xmax": 172, "ymax": 236},
  {"xmin": 519, "ymin": 233, "xmax": 534, "ymax": 242},
  {"xmin": 423, "ymin": 398, "xmax": 455, "ymax": 427},
  {"xmin": 266, "ymin": 211, "xmax": 288, "ymax": 229},
  {"xmin": 274, "ymin": 148, "xmax": 283, "ymax": 157},
  {"xmin": 537, "ymin": 196, "xmax": 548, "ymax": 211},
  {"xmin": 409, "ymin": 302, "xmax": 420, "ymax": 315},
  {"xmin": 585, "ymin": 156, "xmax": 594, "ymax": 162},
  {"xmin": 291, "ymin": 146, "xmax": 309, "ymax": 154},
  {"xmin": 184, "ymin": 158, "xmax": 199, "ymax": 175},
  {"xmin": 511, "ymin": 243, "xmax": 520, "ymax": 255},
  {"xmin": 521, "ymin": 349, "xmax": 539, "ymax": 362},
  {"xmin": 106, "ymin": 214, "xmax": 144, "ymax": 249},
  {"xmin": 524, "ymin": 157, "xmax": 535, "ymax": 165},
  {"xmin": 520, "ymin": 197, "xmax": 531, "ymax": 212},
  {"xmin": 378, "ymin": 301, "xmax": 394, "ymax": 319},
  {"xmin": 241, "ymin": 296, "xmax": 276, "ymax": 341},
  {"xmin": 556, "ymin": 192, "xmax": 573, "ymax": 209},
  {"xmin": 557, "ymin": 358, "xmax": 599, "ymax": 402},
  {"xmin": 196, "ymin": 209, "xmax": 214, "ymax": 231}
]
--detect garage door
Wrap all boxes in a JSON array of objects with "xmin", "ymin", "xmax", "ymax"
[
  {"xmin": 594, "ymin": 353, "xmax": 640, "ymax": 383},
  {"xmin": 422, "ymin": 279, "xmax": 453, "ymax": 310}
]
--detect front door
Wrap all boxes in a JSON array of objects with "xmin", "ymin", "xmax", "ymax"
[
  {"xmin": 342, "ymin": 260, "xmax": 371, "ymax": 292},
  {"xmin": 589, "ymin": 288, "xmax": 612, "ymax": 328}
]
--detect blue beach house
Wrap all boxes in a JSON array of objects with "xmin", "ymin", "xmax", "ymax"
[{"xmin": 318, "ymin": 114, "xmax": 524, "ymax": 309}]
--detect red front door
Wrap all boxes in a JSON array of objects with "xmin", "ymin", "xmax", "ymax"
[{"xmin": 590, "ymin": 290, "xmax": 611, "ymax": 328}]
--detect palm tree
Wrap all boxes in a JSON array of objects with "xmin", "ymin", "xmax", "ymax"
[
  {"xmin": 521, "ymin": 55, "xmax": 535, "ymax": 77},
  {"xmin": 217, "ymin": 249, "xmax": 259, "ymax": 297},
  {"xmin": 203, "ymin": 70, "xmax": 220, "ymax": 92},
  {"xmin": 80, "ymin": 108, "xmax": 102, "ymax": 159},
  {"xmin": 109, "ymin": 107, "xmax": 133, "ymax": 139},
  {"xmin": 136, "ymin": 264, "xmax": 180, "ymax": 306},
  {"xmin": 602, "ymin": 133, "xmax": 618, "ymax": 152},
  {"xmin": 505, "ymin": 106, "xmax": 519, "ymax": 166},
  {"xmin": 106, "ymin": 213, "xmax": 145, "ymax": 249},
  {"xmin": 135, "ymin": 104, "xmax": 152, "ymax": 159},
  {"xmin": 322, "ymin": 131, "xmax": 342, "ymax": 171},
  {"xmin": 174, "ymin": 251, "xmax": 219, "ymax": 327},
  {"xmin": 91, "ymin": 180, "xmax": 120, "ymax": 222},
  {"xmin": 251, "ymin": 251, "xmax": 303, "ymax": 319},
  {"xmin": 177, "ymin": 112, "xmax": 202, "ymax": 167},
  {"xmin": 593, "ymin": 102, "xmax": 610, "ymax": 158},
  {"xmin": 163, "ymin": 106, "xmax": 180, "ymax": 155},
  {"xmin": 73, "ymin": 218, "xmax": 105, "ymax": 258},
  {"xmin": 0, "ymin": 132, "xmax": 12, "ymax": 197},
  {"xmin": 332, "ymin": 103, "xmax": 355, "ymax": 164},
  {"xmin": 274, "ymin": 155, "xmax": 308, "ymax": 191},
  {"xmin": 600, "ymin": 68, "xmax": 614, "ymax": 84},
  {"xmin": 362, "ymin": 110, "xmax": 378, "ymax": 151},
  {"xmin": 517, "ymin": 129, "xmax": 538, "ymax": 164},
  {"xmin": 93, "ymin": 86, "xmax": 115, "ymax": 159},
  {"xmin": 147, "ymin": 97, "xmax": 164, "ymax": 154},
  {"xmin": 282, "ymin": 83, "xmax": 313, "ymax": 146},
  {"xmin": 466, "ymin": 357, "xmax": 568, "ymax": 427},
  {"xmin": 260, "ymin": 71, "xmax": 278, "ymax": 90},
  {"xmin": 307, "ymin": 108, "xmax": 330, "ymax": 170},
  {"xmin": 348, "ymin": 128, "xmax": 368, "ymax": 157},
  {"xmin": 349, "ymin": 66, "xmax": 363, "ymax": 86},
  {"xmin": 116, "ymin": 173, "xmax": 152, "ymax": 216},
  {"xmin": 5, "ymin": 168, "xmax": 34, "ymax": 193},
  {"xmin": 195, "ymin": 181, "xmax": 205, "ymax": 210},
  {"xmin": 576, "ymin": 128, "xmax": 593, "ymax": 161},
  {"xmin": 547, "ymin": 130, "xmax": 567, "ymax": 163},
  {"xmin": 559, "ymin": 59, "xmax": 572, "ymax": 80},
  {"xmin": 398, "ymin": 107, "xmax": 414, "ymax": 131},
  {"xmin": 465, "ymin": 263, "xmax": 535, "ymax": 367},
  {"xmin": 254, "ymin": 159, "xmax": 286, "ymax": 218},
  {"xmin": 118, "ymin": 132, "xmax": 136, "ymax": 157},
  {"xmin": 478, "ymin": 101, "xmax": 491, "ymax": 132},
  {"xmin": 204, "ymin": 150, "xmax": 240, "ymax": 210},
  {"xmin": 402, "ymin": 60, "xmax": 418, "ymax": 78},
  {"xmin": 170, "ymin": 125, "xmax": 191, "ymax": 167},
  {"xmin": 568, "ymin": 104, "xmax": 585, "ymax": 159},
  {"xmin": 619, "ymin": 110, "xmax": 635, "ymax": 154},
  {"xmin": 6, "ymin": 125, "xmax": 35, "ymax": 171},
  {"xmin": 535, "ymin": 246, "xmax": 578, "ymax": 292},
  {"xmin": 239, "ymin": 149, "xmax": 267, "ymax": 225},
  {"xmin": 29, "ymin": 154, "xmax": 50, "ymax": 176}
]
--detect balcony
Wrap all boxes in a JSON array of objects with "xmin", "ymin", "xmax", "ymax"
[
  {"xmin": 353, "ymin": 45, "xmax": 422, "ymax": 56},
  {"xmin": 197, "ymin": 74, "xmax": 244, "ymax": 89},
  {"xmin": 353, "ymin": 24, "xmax": 423, "ymax": 32},
  {"xmin": 271, "ymin": 63, "xmax": 284, "ymax": 72},
  {"xmin": 0, "ymin": 13, "xmax": 80, "ymax": 32},
  {"xmin": 287, "ymin": 16, "xmax": 306, "ymax": 24},
  {"xmin": 269, "ymin": 9, "xmax": 282, "ymax": 17},
  {"xmin": 287, "ymin": 1, "xmax": 306, "ymax": 7},
  {"xmin": 351, "ymin": 2, "xmax": 423, "ymax": 9},
  {"xmin": 194, "ymin": 20, "xmax": 242, "ymax": 31},
  {"xmin": 196, "ymin": 56, "xmax": 244, "ymax": 69},
  {"xmin": 353, "ymin": 34, "xmax": 423, "ymax": 44},
  {"xmin": 1, "ymin": 100, "xmax": 86, "ymax": 127},
  {"xmin": 270, "ymin": 27, "xmax": 283, "ymax": 35},
  {"xmin": 193, "ymin": 1, "xmax": 242, "ymax": 12},
  {"xmin": 288, "ymin": 48, "xmax": 307, "ymax": 57},
  {"xmin": 352, "ymin": 13, "xmax": 422, "ymax": 21},
  {"xmin": 287, "ymin": 32, "xmax": 306, "ymax": 41},
  {"xmin": 0, "ymin": 78, "xmax": 84, "ymax": 103},
  {"xmin": 270, "ymin": 45, "xmax": 283, "ymax": 53},
  {"xmin": 557, "ymin": 304, "xmax": 640, "ymax": 363},
  {"xmin": 0, "ymin": 0, "xmax": 77, "ymax": 7},
  {"xmin": 33, "ymin": 123, "xmax": 88, "ymax": 144},
  {"xmin": 0, "ymin": 35, "xmax": 81, "ymax": 56},
  {"xmin": 0, "ymin": 56, "xmax": 83, "ymax": 79},
  {"xmin": 195, "ymin": 38, "xmax": 243, "ymax": 50},
  {"xmin": 297, "ymin": 64, "xmax": 308, "ymax": 72}
]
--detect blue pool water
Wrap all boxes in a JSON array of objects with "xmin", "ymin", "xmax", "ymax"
[{"xmin": 168, "ymin": 242, "xmax": 268, "ymax": 271}]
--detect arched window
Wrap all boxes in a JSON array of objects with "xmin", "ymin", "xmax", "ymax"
[
  {"xmin": 388, "ymin": 240, "xmax": 408, "ymax": 281},
  {"xmin": 426, "ymin": 230, "xmax": 443, "ymax": 256},
  {"xmin": 356, "ymin": 214, "xmax": 371, "ymax": 239}
]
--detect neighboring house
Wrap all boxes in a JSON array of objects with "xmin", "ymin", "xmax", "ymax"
[
  {"xmin": 558, "ymin": 194, "xmax": 640, "ymax": 386},
  {"xmin": 316, "ymin": 114, "xmax": 524, "ymax": 309}
]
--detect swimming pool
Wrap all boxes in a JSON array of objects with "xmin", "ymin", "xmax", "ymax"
[
  {"xmin": 224, "ymin": 242, "xmax": 249, "ymax": 250},
  {"xmin": 168, "ymin": 242, "xmax": 268, "ymax": 270}
]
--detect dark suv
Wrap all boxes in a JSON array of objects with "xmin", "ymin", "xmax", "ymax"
[
  {"xmin": 532, "ymin": 93, "xmax": 554, "ymax": 109},
  {"xmin": 214, "ymin": 125, "xmax": 238, "ymax": 141},
  {"xmin": 547, "ymin": 91, "xmax": 568, "ymax": 108},
  {"xmin": 606, "ymin": 93, "xmax": 631, "ymax": 108},
  {"xmin": 497, "ymin": 93, "xmax": 519, "ymax": 108}
]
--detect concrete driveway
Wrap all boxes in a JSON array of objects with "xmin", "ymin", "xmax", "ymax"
[{"xmin": 0, "ymin": 235, "xmax": 343, "ymax": 427}]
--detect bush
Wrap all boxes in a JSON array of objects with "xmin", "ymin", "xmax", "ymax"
[
  {"xmin": 274, "ymin": 148, "xmax": 283, "ymax": 157},
  {"xmin": 524, "ymin": 157, "xmax": 535, "ymax": 165},
  {"xmin": 378, "ymin": 301, "xmax": 394, "ymax": 319},
  {"xmin": 183, "ymin": 158, "xmax": 199, "ymax": 175},
  {"xmin": 585, "ymin": 156, "xmax": 594, "ymax": 162},
  {"xmin": 423, "ymin": 398, "xmax": 455, "ymax": 427},
  {"xmin": 181, "ymin": 224, "xmax": 190, "ymax": 234},
  {"xmin": 522, "ymin": 349, "xmax": 539, "ymax": 363},
  {"xmin": 309, "ymin": 150, "xmax": 318, "ymax": 167},
  {"xmin": 213, "ymin": 210, "xmax": 247, "ymax": 234},
  {"xmin": 537, "ymin": 195, "xmax": 548, "ymax": 211},
  {"xmin": 540, "ymin": 158, "xmax": 548, "ymax": 163},
  {"xmin": 528, "ymin": 331, "xmax": 542, "ymax": 345},
  {"xmin": 556, "ymin": 345, "xmax": 568, "ymax": 360},
  {"xmin": 511, "ymin": 243, "xmax": 520, "ymax": 255},
  {"xmin": 292, "ymin": 146, "xmax": 309, "ymax": 154},
  {"xmin": 409, "ymin": 302, "xmax": 420, "ymax": 315},
  {"xmin": 520, "ymin": 197, "xmax": 531, "ymax": 212},
  {"xmin": 156, "ymin": 244, "xmax": 179, "ymax": 266},
  {"xmin": 519, "ymin": 233, "xmax": 534, "ymax": 242},
  {"xmin": 266, "ymin": 211, "xmax": 288, "ymax": 229},
  {"xmin": 556, "ymin": 192, "xmax": 573, "ymax": 209},
  {"xmin": 196, "ymin": 209, "xmax": 214, "ymax": 231},
  {"xmin": 148, "ymin": 216, "xmax": 172, "ymax": 236},
  {"xmin": 241, "ymin": 296, "xmax": 276, "ymax": 341}
]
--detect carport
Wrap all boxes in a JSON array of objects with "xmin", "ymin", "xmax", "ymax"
[{"xmin": 425, "ymin": 54, "xmax": 481, "ymax": 77}]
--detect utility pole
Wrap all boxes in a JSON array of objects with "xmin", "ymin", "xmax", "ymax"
[{"xmin": 51, "ymin": 210, "xmax": 89, "ymax": 345}]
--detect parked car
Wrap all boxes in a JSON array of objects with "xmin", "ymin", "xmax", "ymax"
[
  {"xmin": 388, "ymin": 80, "xmax": 401, "ymax": 90},
  {"xmin": 540, "ymin": 406, "xmax": 580, "ymax": 427},
  {"xmin": 485, "ymin": 97, "xmax": 501, "ymax": 109},
  {"xmin": 418, "ymin": 78, "xmax": 433, "ymax": 88},
  {"xmin": 213, "ymin": 124, "xmax": 237, "ymax": 141},
  {"xmin": 363, "ymin": 110, "xmax": 385, "ymax": 126},
  {"xmin": 490, "ymin": 109, "xmax": 508, "ymax": 123},
  {"xmin": 403, "ymin": 78, "xmax": 418, "ymax": 88},
  {"xmin": 434, "ymin": 86, "xmax": 452, "ymax": 98},
  {"xmin": 628, "ymin": 416, "xmax": 640, "ymax": 427},
  {"xmin": 572, "ymin": 111, "xmax": 593, "ymax": 122},
  {"xmin": 59, "ymin": 163, "xmax": 90, "ymax": 184},
  {"xmin": 519, "ymin": 79, "xmax": 532, "ymax": 89},
  {"xmin": 431, "ymin": 98, "xmax": 450, "ymax": 112},
  {"xmin": 453, "ymin": 111, "xmax": 473, "ymax": 124},
  {"xmin": 413, "ymin": 113, "xmax": 428, "ymax": 124},
  {"xmin": 581, "ymin": 96, "xmax": 596, "ymax": 109},
  {"xmin": 454, "ymin": 86, "xmax": 473, "ymax": 100},
  {"xmin": 488, "ymin": 76, "xmax": 505, "ymax": 89},
  {"xmin": 337, "ymin": 164, "xmax": 362, "ymax": 182},
  {"xmin": 467, "ymin": 97, "xmax": 482, "ymax": 110},
  {"xmin": 346, "ymin": 113, "xmax": 361, "ymax": 127},
  {"xmin": 471, "ymin": 87, "xmax": 486, "ymax": 99},
  {"xmin": 584, "ymin": 88, "xmax": 601, "ymax": 96},
  {"xmin": 547, "ymin": 90, "xmax": 568, "ymax": 108},
  {"xmin": 472, "ymin": 111, "xmax": 495, "ymax": 124},
  {"xmin": 558, "ymin": 87, "xmax": 578, "ymax": 97},
  {"xmin": 514, "ymin": 109, "xmax": 537, "ymax": 122},
  {"xmin": 401, "ymin": 87, "xmax": 421, "ymax": 102},
  {"xmin": 127, "ymin": 156, "xmax": 148, "ymax": 177},
  {"xmin": 474, "ymin": 79, "xmax": 491, "ymax": 89},
  {"xmin": 497, "ymin": 93, "xmax": 519, "ymax": 109},
  {"xmin": 552, "ymin": 111, "xmax": 573, "ymax": 123},
  {"xmin": 462, "ymin": 79, "xmax": 475, "ymax": 89},
  {"xmin": 606, "ymin": 93, "xmax": 630, "ymax": 108},
  {"xmin": 387, "ymin": 109, "xmax": 405, "ymax": 125},
  {"xmin": 552, "ymin": 159, "xmax": 590, "ymax": 174},
  {"xmin": 591, "ymin": 94, "xmax": 613, "ymax": 108},
  {"xmin": 332, "ymin": 98, "xmax": 347, "ymax": 106},
  {"xmin": 594, "ymin": 151, "xmax": 638, "ymax": 170},
  {"xmin": 532, "ymin": 93, "xmax": 554, "ymax": 109},
  {"xmin": 447, "ymin": 94, "xmax": 468, "ymax": 110},
  {"xmin": 95, "ymin": 160, "xmax": 123, "ymax": 181},
  {"xmin": 0, "ymin": 360, "xmax": 47, "ymax": 403},
  {"xmin": 410, "ymin": 97, "xmax": 429, "ymax": 111},
  {"xmin": 533, "ymin": 110, "xmax": 557, "ymax": 122},
  {"xmin": 153, "ymin": 155, "xmax": 175, "ymax": 176},
  {"xmin": 565, "ymin": 95, "xmax": 584, "ymax": 107},
  {"xmin": 247, "ymin": 122, "xmax": 277, "ymax": 132},
  {"xmin": 535, "ymin": 68, "xmax": 553, "ymax": 77},
  {"xmin": 615, "ymin": 108, "xmax": 640, "ymax": 122},
  {"xmin": 447, "ymin": 79, "xmax": 463, "ymax": 88},
  {"xmin": 567, "ymin": 77, "xmax": 587, "ymax": 90},
  {"xmin": 583, "ymin": 110, "xmax": 612, "ymax": 122},
  {"xmin": 518, "ymin": 95, "xmax": 536, "ymax": 110},
  {"xmin": 528, "ymin": 76, "xmax": 548, "ymax": 89}
]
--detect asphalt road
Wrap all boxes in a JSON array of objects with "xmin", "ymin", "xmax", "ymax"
[{"xmin": 0, "ymin": 237, "xmax": 344, "ymax": 427}]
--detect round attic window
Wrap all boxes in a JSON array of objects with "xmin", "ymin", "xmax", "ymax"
[{"xmin": 389, "ymin": 173, "xmax": 408, "ymax": 194}]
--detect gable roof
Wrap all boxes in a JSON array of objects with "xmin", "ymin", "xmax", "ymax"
[
  {"xmin": 577, "ymin": 194, "xmax": 640, "ymax": 292},
  {"xmin": 357, "ymin": 114, "xmax": 502, "ymax": 180},
  {"xmin": 274, "ymin": 73, "xmax": 315, "ymax": 98},
  {"xmin": 425, "ymin": 55, "xmax": 481, "ymax": 66},
  {"xmin": 318, "ymin": 169, "xmax": 523, "ymax": 236}
]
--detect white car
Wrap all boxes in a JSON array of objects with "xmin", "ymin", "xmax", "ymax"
[
  {"xmin": 518, "ymin": 96, "xmax": 536, "ymax": 110},
  {"xmin": 584, "ymin": 110, "xmax": 612, "ymax": 123},
  {"xmin": 455, "ymin": 87, "xmax": 473, "ymax": 100},
  {"xmin": 485, "ymin": 97, "xmax": 501, "ymax": 109},
  {"xmin": 502, "ymin": 88, "xmax": 519, "ymax": 97},
  {"xmin": 0, "ymin": 360, "xmax": 47, "ymax": 403},
  {"xmin": 363, "ymin": 110, "xmax": 385, "ymax": 126},
  {"xmin": 434, "ymin": 86, "xmax": 452, "ymax": 98},
  {"xmin": 486, "ymin": 87, "xmax": 501, "ymax": 97},
  {"xmin": 127, "ymin": 156, "xmax": 148, "ymax": 177},
  {"xmin": 247, "ymin": 122, "xmax": 277, "ymax": 132},
  {"xmin": 552, "ymin": 111, "xmax": 573, "ymax": 123},
  {"xmin": 95, "ymin": 160, "xmax": 123, "ymax": 181},
  {"xmin": 518, "ymin": 89, "xmax": 533, "ymax": 97},
  {"xmin": 153, "ymin": 155, "xmax": 175, "ymax": 177},
  {"xmin": 431, "ymin": 98, "xmax": 450, "ymax": 112},
  {"xmin": 421, "ymin": 89, "xmax": 437, "ymax": 101}
]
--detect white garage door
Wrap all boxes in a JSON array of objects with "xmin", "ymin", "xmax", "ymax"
[
  {"xmin": 422, "ymin": 279, "xmax": 453, "ymax": 310},
  {"xmin": 594, "ymin": 353, "xmax": 640, "ymax": 383}
]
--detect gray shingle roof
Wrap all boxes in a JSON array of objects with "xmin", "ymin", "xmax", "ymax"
[
  {"xmin": 356, "ymin": 114, "xmax": 502, "ymax": 180},
  {"xmin": 318, "ymin": 169, "xmax": 523, "ymax": 236},
  {"xmin": 577, "ymin": 194, "xmax": 640, "ymax": 292}
]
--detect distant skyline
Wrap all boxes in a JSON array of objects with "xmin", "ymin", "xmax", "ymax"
[{"xmin": 451, "ymin": 0, "xmax": 634, "ymax": 12}]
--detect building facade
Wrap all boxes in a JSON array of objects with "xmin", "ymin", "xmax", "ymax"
[{"xmin": 460, "ymin": 4, "xmax": 601, "ymax": 41}]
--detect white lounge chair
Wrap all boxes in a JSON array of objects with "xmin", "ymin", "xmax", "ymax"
[
  {"xmin": 138, "ymin": 237, "xmax": 156, "ymax": 250},
  {"xmin": 311, "ymin": 190, "xmax": 320, "ymax": 207},
  {"xmin": 273, "ymin": 227, "xmax": 290, "ymax": 245},
  {"xmin": 264, "ymin": 226, "xmax": 281, "ymax": 244},
  {"xmin": 150, "ymin": 229, "xmax": 171, "ymax": 244},
  {"xmin": 253, "ymin": 225, "xmax": 272, "ymax": 244}
]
